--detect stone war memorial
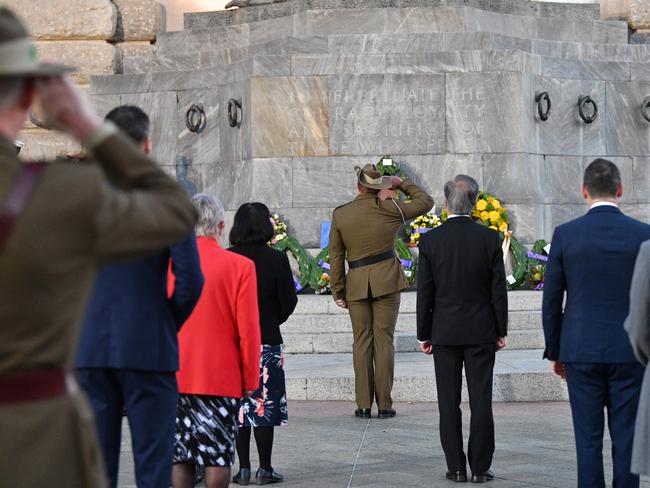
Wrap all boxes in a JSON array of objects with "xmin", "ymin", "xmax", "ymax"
[{"xmin": 85, "ymin": 0, "xmax": 650, "ymax": 404}]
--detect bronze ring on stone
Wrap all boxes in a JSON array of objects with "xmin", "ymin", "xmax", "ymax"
[
  {"xmin": 535, "ymin": 91, "xmax": 551, "ymax": 121},
  {"xmin": 578, "ymin": 96, "xmax": 598, "ymax": 124},
  {"xmin": 185, "ymin": 104, "xmax": 206, "ymax": 133},
  {"xmin": 642, "ymin": 97, "xmax": 650, "ymax": 123},
  {"xmin": 29, "ymin": 111, "xmax": 54, "ymax": 130},
  {"xmin": 227, "ymin": 98, "xmax": 242, "ymax": 128}
]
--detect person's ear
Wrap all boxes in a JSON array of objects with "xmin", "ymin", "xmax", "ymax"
[
  {"xmin": 581, "ymin": 185, "xmax": 590, "ymax": 201},
  {"xmin": 616, "ymin": 183, "xmax": 623, "ymax": 199},
  {"xmin": 18, "ymin": 80, "xmax": 36, "ymax": 110},
  {"xmin": 141, "ymin": 136, "xmax": 152, "ymax": 156}
]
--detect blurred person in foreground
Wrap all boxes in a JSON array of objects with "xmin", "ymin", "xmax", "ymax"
[
  {"xmin": 75, "ymin": 105, "xmax": 204, "ymax": 488},
  {"xmin": 329, "ymin": 164, "xmax": 433, "ymax": 419},
  {"xmin": 171, "ymin": 194, "xmax": 261, "ymax": 488},
  {"xmin": 416, "ymin": 175, "xmax": 508, "ymax": 483},
  {"xmin": 625, "ymin": 240, "xmax": 650, "ymax": 478},
  {"xmin": 543, "ymin": 159, "xmax": 650, "ymax": 488},
  {"xmin": 230, "ymin": 202, "xmax": 298, "ymax": 486},
  {"xmin": 0, "ymin": 8, "xmax": 197, "ymax": 488}
]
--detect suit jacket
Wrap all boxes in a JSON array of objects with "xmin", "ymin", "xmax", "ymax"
[
  {"xmin": 543, "ymin": 206, "xmax": 650, "ymax": 363},
  {"xmin": 0, "ymin": 126, "xmax": 197, "ymax": 487},
  {"xmin": 329, "ymin": 178, "xmax": 433, "ymax": 302},
  {"xmin": 75, "ymin": 233, "xmax": 203, "ymax": 372},
  {"xmin": 174, "ymin": 237, "xmax": 261, "ymax": 398},
  {"xmin": 625, "ymin": 240, "xmax": 650, "ymax": 475},
  {"xmin": 416, "ymin": 217, "xmax": 508, "ymax": 345},
  {"xmin": 230, "ymin": 244, "xmax": 298, "ymax": 346}
]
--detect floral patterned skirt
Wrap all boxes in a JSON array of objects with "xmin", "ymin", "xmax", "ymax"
[{"xmin": 238, "ymin": 344, "xmax": 288, "ymax": 427}]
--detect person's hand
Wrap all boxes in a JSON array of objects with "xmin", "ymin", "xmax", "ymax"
[
  {"xmin": 378, "ymin": 189, "xmax": 397, "ymax": 201},
  {"xmin": 36, "ymin": 76, "xmax": 101, "ymax": 143},
  {"xmin": 388, "ymin": 176, "xmax": 403, "ymax": 189},
  {"xmin": 244, "ymin": 390, "xmax": 255, "ymax": 398},
  {"xmin": 496, "ymin": 337, "xmax": 507, "ymax": 351},
  {"xmin": 335, "ymin": 299, "xmax": 348, "ymax": 309},
  {"xmin": 419, "ymin": 341, "xmax": 433, "ymax": 355},
  {"xmin": 551, "ymin": 361, "xmax": 566, "ymax": 380}
]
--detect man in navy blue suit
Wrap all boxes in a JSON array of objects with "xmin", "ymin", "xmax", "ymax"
[
  {"xmin": 543, "ymin": 158, "xmax": 650, "ymax": 488},
  {"xmin": 75, "ymin": 106, "xmax": 204, "ymax": 488}
]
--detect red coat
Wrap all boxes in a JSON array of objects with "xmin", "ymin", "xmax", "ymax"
[{"xmin": 169, "ymin": 237, "xmax": 261, "ymax": 398}]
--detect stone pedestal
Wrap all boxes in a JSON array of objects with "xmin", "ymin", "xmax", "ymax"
[{"xmin": 630, "ymin": 0, "xmax": 650, "ymax": 31}]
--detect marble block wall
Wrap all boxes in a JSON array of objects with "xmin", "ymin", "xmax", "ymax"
[{"xmin": 88, "ymin": 4, "xmax": 650, "ymax": 247}]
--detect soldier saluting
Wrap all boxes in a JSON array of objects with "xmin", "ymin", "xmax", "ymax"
[
  {"xmin": 329, "ymin": 163, "xmax": 433, "ymax": 419},
  {"xmin": 0, "ymin": 9, "xmax": 197, "ymax": 487}
]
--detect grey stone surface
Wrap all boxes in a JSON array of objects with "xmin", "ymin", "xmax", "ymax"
[
  {"xmin": 292, "ymin": 54, "xmax": 386, "ymax": 75},
  {"xmin": 632, "ymin": 63, "xmax": 650, "ymax": 80},
  {"xmin": 446, "ymin": 72, "xmax": 531, "ymax": 153},
  {"xmin": 177, "ymin": 88, "xmax": 221, "ymax": 168},
  {"xmin": 202, "ymin": 158, "xmax": 293, "ymax": 210},
  {"xmin": 330, "ymin": 74, "xmax": 446, "ymax": 156},
  {"xmin": 291, "ymin": 157, "xmax": 358, "ymax": 207},
  {"xmin": 384, "ymin": 7, "xmax": 467, "ymax": 34},
  {"xmin": 530, "ymin": 76, "xmax": 607, "ymax": 156},
  {"xmin": 542, "ymin": 57, "xmax": 630, "ymax": 81},
  {"xmin": 605, "ymin": 81, "xmax": 650, "ymax": 156},
  {"xmin": 633, "ymin": 157, "xmax": 650, "ymax": 204},
  {"xmin": 220, "ymin": 81, "xmax": 252, "ymax": 162}
]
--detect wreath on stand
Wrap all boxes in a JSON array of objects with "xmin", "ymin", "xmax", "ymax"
[
  {"xmin": 268, "ymin": 213, "xmax": 312, "ymax": 292},
  {"xmin": 309, "ymin": 247, "xmax": 331, "ymax": 295},
  {"xmin": 525, "ymin": 239, "xmax": 550, "ymax": 290}
]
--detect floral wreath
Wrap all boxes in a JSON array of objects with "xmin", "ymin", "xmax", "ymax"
[
  {"xmin": 268, "ymin": 213, "xmax": 312, "ymax": 291},
  {"xmin": 525, "ymin": 239, "xmax": 550, "ymax": 290},
  {"xmin": 309, "ymin": 247, "xmax": 331, "ymax": 295}
]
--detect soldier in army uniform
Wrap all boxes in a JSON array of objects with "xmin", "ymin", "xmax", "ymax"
[
  {"xmin": 0, "ymin": 9, "xmax": 197, "ymax": 487},
  {"xmin": 329, "ymin": 163, "xmax": 433, "ymax": 418}
]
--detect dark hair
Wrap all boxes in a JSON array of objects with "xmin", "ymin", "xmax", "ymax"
[
  {"xmin": 105, "ymin": 105, "xmax": 150, "ymax": 144},
  {"xmin": 583, "ymin": 158, "xmax": 621, "ymax": 198},
  {"xmin": 229, "ymin": 202, "xmax": 274, "ymax": 247}
]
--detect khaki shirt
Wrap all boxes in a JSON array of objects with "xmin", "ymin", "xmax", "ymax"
[
  {"xmin": 329, "ymin": 179, "xmax": 433, "ymax": 302},
  {"xmin": 0, "ymin": 125, "xmax": 197, "ymax": 487}
]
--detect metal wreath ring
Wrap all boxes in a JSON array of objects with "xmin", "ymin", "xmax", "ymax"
[
  {"xmin": 227, "ymin": 98, "xmax": 242, "ymax": 128},
  {"xmin": 185, "ymin": 104, "xmax": 206, "ymax": 133},
  {"xmin": 642, "ymin": 97, "xmax": 650, "ymax": 123},
  {"xmin": 578, "ymin": 95, "xmax": 598, "ymax": 124},
  {"xmin": 535, "ymin": 91, "xmax": 551, "ymax": 121}
]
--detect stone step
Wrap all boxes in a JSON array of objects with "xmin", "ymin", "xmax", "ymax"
[
  {"xmin": 283, "ymin": 310, "xmax": 541, "ymax": 333},
  {"xmin": 158, "ymin": 7, "xmax": 627, "ymax": 57},
  {"xmin": 283, "ymin": 328, "xmax": 544, "ymax": 353},
  {"xmin": 185, "ymin": 0, "xmax": 601, "ymax": 31},
  {"xmin": 293, "ymin": 291, "xmax": 542, "ymax": 315},
  {"xmin": 284, "ymin": 349, "xmax": 567, "ymax": 402}
]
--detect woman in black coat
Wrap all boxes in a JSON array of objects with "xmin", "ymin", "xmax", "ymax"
[{"xmin": 230, "ymin": 202, "xmax": 298, "ymax": 486}]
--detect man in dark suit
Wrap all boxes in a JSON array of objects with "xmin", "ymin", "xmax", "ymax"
[
  {"xmin": 75, "ymin": 106, "xmax": 204, "ymax": 488},
  {"xmin": 543, "ymin": 159, "xmax": 650, "ymax": 488},
  {"xmin": 417, "ymin": 175, "xmax": 508, "ymax": 483}
]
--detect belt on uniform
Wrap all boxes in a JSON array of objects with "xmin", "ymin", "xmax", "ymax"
[
  {"xmin": 0, "ymin": 367, "xmax": 67, "ymax": 404},
  {"xmin": 348, "ymin": 250, "xmax": 396, "ymax": 269}
]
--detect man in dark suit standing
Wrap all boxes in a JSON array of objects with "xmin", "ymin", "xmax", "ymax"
[
  {"xmin": 543, "ymin": 159, "xmax": 650, "ymax": 488},
  {"xmin": 417, "ymin": 175, "xmax": 508, "ymax": 483},
  {"xmin": 75, "ymin": 106, "xmax": 204, "ymax": 488}
]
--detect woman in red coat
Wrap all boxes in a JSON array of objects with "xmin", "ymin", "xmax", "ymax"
[{"xmin": 171, "ymin": 194, "xmax": 261, "ymax": 488}]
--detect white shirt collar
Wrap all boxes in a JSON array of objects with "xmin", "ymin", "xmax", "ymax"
[
  {"xmin": 447, "ymin": 214, "xmax": 470, "ymax": 219},
  {"xmin": 590, "ymin": 201, "xmax": 618, "ymax": 209}
]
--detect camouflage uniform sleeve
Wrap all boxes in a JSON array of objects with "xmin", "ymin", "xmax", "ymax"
[
  {"xmin": 329, "ymin": 214, "xmax": 346, "ymax": 301},
  {"xmin": 84, "ymin": 125, "xmax": 198, "ymax": 263},
  {"xmin": 387, "ymin": 178, "xmax": 434, "ymax": 221}
]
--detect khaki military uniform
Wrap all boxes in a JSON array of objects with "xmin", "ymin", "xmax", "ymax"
[
  {"xmin": 329, "ymin": 179, "xmax": 433, "ymax": 410},
  {"xmin": 0, "ymin": 126, "xmax": 197, "ymax": 487}
]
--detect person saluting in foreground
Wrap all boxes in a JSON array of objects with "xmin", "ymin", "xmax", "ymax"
[
  {"xmin": 0, "ymin": 8, "xmax": 197, "ymax": 487},
  {"xmin": 329, "ymin": 163, "xmax": 433, "ymax": 419}
]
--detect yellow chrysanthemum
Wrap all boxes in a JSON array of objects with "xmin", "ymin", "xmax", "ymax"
[
  {"xmin": 499, "ymin": 222, "xmax": 508, "ymax": 232},
  {"xmin": 488, "ymin": 211, "xmax": 501, "ymax": 224},
  {"xmin": 489, "ymin": 225, "xmax": 498, "ymax": 230},
  {"xmin": 479, "ymin": 211, "xmax": 489, "ymax": 221},
  {"xmin": 413, "ymin": 232, "xmax": 420, "ymax": 240},
  {"xmin": 491, "ymin": 199, "xmax": 501, "ymax": 209},
  {"xmin": 476, "ymin": 200, "xmax": 488, "ymax": 211}
]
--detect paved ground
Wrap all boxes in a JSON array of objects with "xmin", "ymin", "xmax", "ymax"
[{"xmin": 118, "ymin": 401, "xmax": 650, "ymax": 487}]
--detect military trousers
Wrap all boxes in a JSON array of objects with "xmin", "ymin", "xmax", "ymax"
[{"xmin": 347, "ymin": 291, "xmax": 401, "ymax": 410}]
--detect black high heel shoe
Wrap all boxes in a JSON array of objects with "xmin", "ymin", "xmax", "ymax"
[
  {"xmin": 256, "ymin": 467, "xmax": 283, "ymax": 485},
  {"xmin": 233, "ymin": 468, "xmax": 251, "ymax": 485}
]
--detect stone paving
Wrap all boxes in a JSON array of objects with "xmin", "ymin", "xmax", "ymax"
[{"xmin": 118, "ymin": 401, "xmax": 650, "ymax": 487}]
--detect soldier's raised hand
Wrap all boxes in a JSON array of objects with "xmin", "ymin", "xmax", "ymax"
[{"xmin": 36, "ymin": 76, "xmax": 101, "ymax": 143}]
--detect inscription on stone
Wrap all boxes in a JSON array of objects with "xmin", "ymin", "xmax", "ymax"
[{"xmin": 329, "ymin": 75, "xmax": 446, "ymax": 155}]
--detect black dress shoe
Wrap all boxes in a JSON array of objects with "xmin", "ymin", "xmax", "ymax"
[
  {"xmin": 233, "ymin": 468, "xmax": 251, "ymax": 485},
  {"xmin": 355, "ymin": 408, "xmax": 371, "ymax": 418},
  {"xmin": 377, "ymin": 408, "xmax": 396, "ymax": 419},
  {"xmin": 471, "ymin": 471, "xmax": 494, "ymax": 483},
  {"xmin": 446, "ymin": 470, "xmax": 468, "ymax": 482},
  {"xmin": 255, "ymin": 467, "xmax": 283, "ymax": 485}
]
